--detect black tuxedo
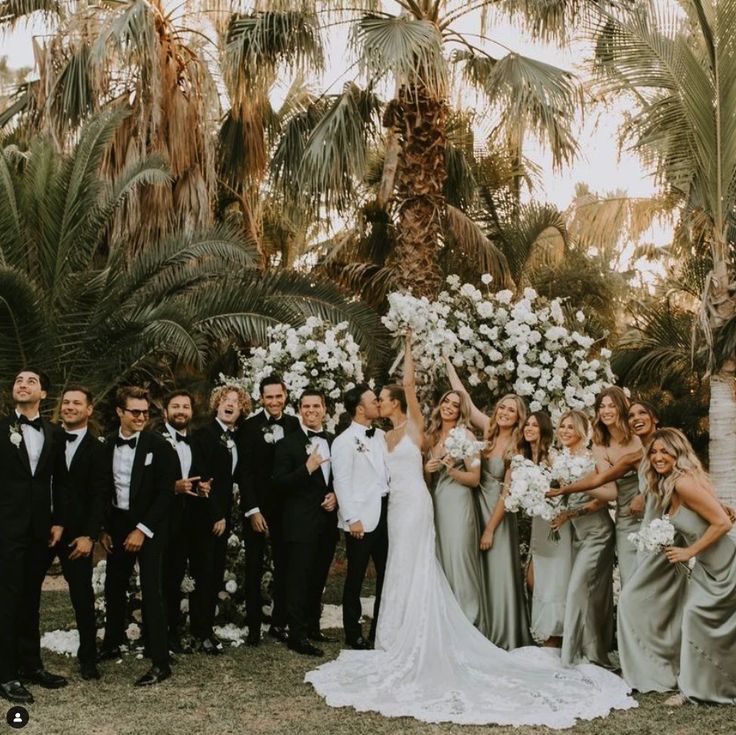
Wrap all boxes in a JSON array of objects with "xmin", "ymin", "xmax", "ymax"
[
  {"xmin": 187, "ymin": 419, "xmax": 239, "ymax": 640},
  {"xmin": 239, "ymin": 411, "xmax": 300, "ymax": 633},
  {"xmin": 101, "ymin": 430, "xmax": 177, "ymax": 668},
  {"xmin": 0, "ymin": 413, "xmax": 68, "ymax": 681},
  {"xmin": 272, "ymin": 428, "xmax": 338, "ymax": 643}
]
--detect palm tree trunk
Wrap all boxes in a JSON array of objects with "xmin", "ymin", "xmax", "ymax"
[
  {"xmin": 708, "ymin": 373, "xmax": 736, "ymax": 532},
  {"xmin": 387, "ymin": 82, "xmax": 447, "ymax": 298}
]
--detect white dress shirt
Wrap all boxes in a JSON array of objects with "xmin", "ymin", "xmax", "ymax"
[
  {"xmin": 215, "ymin": 418, "xmax": 238, "ymax": 476},
  {"xmin": 64, "ymin": 426, "xmax": 87, "ymax": 469},
  {"xmin": 165, "ymin": 422, "xmax": 192, "ymax": 478},
  {"xmin": 112, "ymin": 431, "xmax": 153, "ymax": 538},
  {"xmin": 16, "ymin": 410, "xmax": 44, "ymax": 475},
  {"xmin": 302, "ymin": 423, "xmax": 331, "ymax": 484}
]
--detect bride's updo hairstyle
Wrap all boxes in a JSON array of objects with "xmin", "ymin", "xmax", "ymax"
[
  {"xmin": 592, "ymin": 386, "xmax": 631, "ymax": 447},
  {"xmin": 640, "ymin": 427, "xmax": 710, "ymax": 510},
  {"xmin": 484, "ymin": 393, "xmax": 527, "ymax": 461},
  {"xmin": 381, "ymin": 384, "xmax": 407, "ymax": 414}
]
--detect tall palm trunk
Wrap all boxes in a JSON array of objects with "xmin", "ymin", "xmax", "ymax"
[{"xmin": 387, "ymin": 82, "xmax": 447, "ymax": 298}]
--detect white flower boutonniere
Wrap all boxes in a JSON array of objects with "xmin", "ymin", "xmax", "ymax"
[
  {"xmin": 98, "ymin": 435, "xmax": 107, "ymax": 444},
  {"xmin": 305, "ymin": 440, "xmax": 316, "ymax": 456},
  {"xmin": 164, "ymin": 433, "xmax": 177, "ymax": 449},
  {"xmin": 220, "ymin": 433, "xmax": 235, "ymax": 450},
  {"xmin": 354, "ymin": 437, "xmax": 370, "ymax": 454},
  {"xmin": 261, "ymin": 425, "xmax": 276, "ymax": 444},
  {"xmin": 9, "ymin": 422, "xmax": 22, "ymax": 447}
]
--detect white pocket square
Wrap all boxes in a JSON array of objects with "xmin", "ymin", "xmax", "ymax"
[{"xmin": 144, "ymin": 452, "xmax": 153, "ymax": 466}]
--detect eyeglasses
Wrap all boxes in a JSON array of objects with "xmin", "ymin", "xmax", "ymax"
[{"xmin": 121, "ymin": 408, "xmax": 149, "ymax": 418}]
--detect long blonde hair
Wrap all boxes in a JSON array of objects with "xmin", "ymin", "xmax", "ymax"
[
  {"xmin": 484, "ymin": 394, "xmax": 527, "ymax": 460},
  {"xmin": 640, "ymin": 428, "xmax": 709, "ymax": 510},
  {"xmin": 426, "ymin": 390, "xmax": 472, "ymax": 447},
  {"xmin": 592, "ymin": 386, "xmax": 631, "ymax": 447},
  {"xmin": 556, "ymin": 409, "xmax": 592, "ymax": 449}
]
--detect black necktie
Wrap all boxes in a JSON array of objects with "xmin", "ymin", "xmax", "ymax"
[
  {"xmin": 268, "ymin": 415, "xmax": 284, "ymax": 426},
  {"xmin": 64, "ymin": 432, "xmax": 78, "ymax": 443},
  {"xmin": 19, "ymin": 415, "xmax": 42, "ymax": 431},
  {"xmin": 175, "ymin": 433, "xmax": 190, "ymax": 444},
  {"xmin": 365, "ymin": 427, "xmax": 376, "ymax": 438},
  {"xmin": 115, "ymin": 436, "xmax": 137, "ymax": 449},
  {"xmin": 307, "ymin": 429, "xmax": 327, "ymax": 439}
]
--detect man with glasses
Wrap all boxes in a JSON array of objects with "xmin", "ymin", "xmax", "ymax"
[{"xmin": 98, "ymin": 386, "xmax": 178, "ymax": 686}]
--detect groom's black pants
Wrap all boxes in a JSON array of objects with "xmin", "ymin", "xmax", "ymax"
[{"xmin": 342, "ymin": 496, "xmax": 389, "ymax": 644}]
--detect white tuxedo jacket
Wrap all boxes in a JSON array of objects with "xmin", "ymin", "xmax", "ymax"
[{"xmin": 332, "ymin": 422, "xmax": 390, "ymax": 533}]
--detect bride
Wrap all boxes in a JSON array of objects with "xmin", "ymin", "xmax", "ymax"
[{"xmin": 305, "ymin": 335, "xmax": 637, "ymax": 728}]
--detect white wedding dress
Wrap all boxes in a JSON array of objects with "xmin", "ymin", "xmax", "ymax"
[{"xmin": 305, "ymin": 435, "xmax": 637, "ymax": 728}]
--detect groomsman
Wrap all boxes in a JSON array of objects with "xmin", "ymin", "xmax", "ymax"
[
  {"xmin": 189, "ymin": 384, "xmax": 250, "ymax": 654},
  {"xmin": 49, "ymin": 386, "xmax": 109, "ymax": 680},
  {"xmin": 160, "ymin": 390, "xmax": 209, "ymax": 654},
  {"xmin": 332, "ymin": 384, "xmax": 389, "ymax": 649},
  {"xmin": 0, "ymin": 369, "xmax": 68, "ymax": 704},
  {"xmin": 273, "ymin": 388, "xmax": 338, "ymax": 657},
  {"xmin": 98, "ymin": 386, "xmax": 177, "ymax": 686},
  {"xmin": 239, "ymin": 375, "xmax": 300, "ymax": 645}
]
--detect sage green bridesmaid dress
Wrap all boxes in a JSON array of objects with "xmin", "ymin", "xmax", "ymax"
[
  {"xmin": 561, "ymin": 490, "xmax": 615, "ymax": 666},
  {"xmin": 476, "ymin": 457, "xmax": 532, "ymax": 649},
  {"xmin": 432, "ymin": 465, "xmax": 484, "ymax": 627},
  {"xmin": 617, "ymin": 494, "xmax": 688, "ymax": 691},
  {"xmin": 671, "ymin": 505, "xmax": 736, "ymax": 703},
  {"xmin": 615, "ymin": 471, "xmax": 642, "ymax": 587},
  {"xmin": 529, "ymin": 512, "xmax": 574, "ymax": 644}
]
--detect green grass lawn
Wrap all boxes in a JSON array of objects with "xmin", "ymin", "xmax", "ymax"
[{"xmin": 12, "ymin": 568, "xmax": 734, "ymax": 735}]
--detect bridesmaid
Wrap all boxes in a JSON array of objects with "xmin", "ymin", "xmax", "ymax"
[
  {"xmin": 423, "ymin": 390, "xmax": 483, "ymax": 627},
  {"xmin": 550, "ymin": 410, "xmax": 616, "ymax": 666},
  {"xmin": 592, "ymin": 387, "xmax": 642, "ymax": 588},
  {"xmin": 524, "ymin": 411, "xmax": 574, "ymax": 647},
  {"xmin": 445, "ymin": 358, "xmax": 532, "ymax": 649},
  {"xmin": 641, "ymin": 428, "xmax": 735, "ymax": 706}
]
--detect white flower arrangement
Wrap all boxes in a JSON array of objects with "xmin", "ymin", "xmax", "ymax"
[
  {"xmin": 505, "ymin": 456, "xmax": 556, "ymax": 520},
  {"xmin": 628, "ymin": 516, "xmax": 689, "ymax": 575},
  {"xmin": 443, "ymin": 426, "xmax": 484, "ymax": 466},
  {"xmin": 225, "ymin": 579, "xmax": 238, "ymax": 594},
  {"xmin": 549, "ymin": 448, "xmax": 595, "ymax": 487},
  {"xmin": 225, "ymin": 316, "xmax": 366, "ymax": 433},
  {"xmin": 9, "ymin": 422, "xmax": 22, "ymax": 447},
  {"xmin": 180, "ymin": 575, "xmax": 195, "ymax": 594},
  {"xmin": 382, "ymin": 276, "xmax": 615, "ymax": 421}
]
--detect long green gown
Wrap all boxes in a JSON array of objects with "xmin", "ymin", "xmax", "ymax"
[
  {"xmin": 432, "ymin": 465, "xmax": 484, "ymax": 627},
  {"xmin": 614, "ymin": 471, "xmax": 642, "ymax": 587},
  {"xmin": 617, "ymin": 494, "xmax": 688, "ymax": 691},
  {"xmin": 561, "ymin": 490, "xmax": 615, "ymax": 666},
  {"xmin": 671, "ymin": 505, "xmax": 736, "ymax": 703},
  {"xmin": 476, "ymin": 457, "xmax": 532, "ymax": 649}
]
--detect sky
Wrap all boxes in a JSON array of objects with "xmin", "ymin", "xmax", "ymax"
[{"xmin": 0, "ymin": 4, "xmax": 669, "ymax": 245}]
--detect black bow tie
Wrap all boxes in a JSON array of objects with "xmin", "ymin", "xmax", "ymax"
[
  {"xmin": 64, "ymin": 432, "xmax": 78, "ymax": 443},
  {"xmin": 268, "ymin": 415, "xmax": 284, "ymax": 426},
  {"xmin": 175, "ymin": 433, "xmax": 190, "ymax": 444},
  {"xmin": 365, "ymin": 427, "xmax": 376, "ymax": 438},
  {"xmin": 115, "ymin": 436, "xmax": 137, "ymax": 449},
  {"xmin": 307, "ymin": 430, "xmax": 327, "ymax": 440},
  {"xmin": 19, "ymin": 415, "xmax": 42, "ymax": 431}
]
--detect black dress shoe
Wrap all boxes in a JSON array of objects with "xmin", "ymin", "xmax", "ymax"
[
  {"xmin": 0, "ymin": 680, "xmax": 34, "ymax": 704},
  {"xmin": 347, "ymin": 636, "xmax": 371, "ymax": 650},
  {"xmin": 79, "ymin": 662, "xmax": 101, "ymax": 681},
  {"xmin": 134, "ymin": 665, "xmax": 171, "ymax": 687},
  {"xmin": 288, "ymin": 639, "xmax": 324, "ymax": 657},
  {"xmin": 169, "ymin": 638, "xmax": 192, "ymax": 655},
  {"xmin": 19, "ymin": 668, "xmax": 68, "ymax": 689},
  {"xmin": 196, "ymin": 637, "xmax": 221, "ymax": 656},
  {"xmin": 97, "ymin": 646, "xmax": 122, "ymax": 662},
  {"xmin": 308, "ymin": 631, "xmax": 336, "ymax": 643},
  {"xmin": 267, "ymin": 625, "xmax": 288, "ymax": 643}
]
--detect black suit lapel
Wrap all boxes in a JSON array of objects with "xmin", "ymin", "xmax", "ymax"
[
  {"xmin": 69, "ymin": 431, "xmax": 91, "ymax": 472},
  {"xmin": 129, "ymin": 434, "xmax": 148, "ymax": 500}
]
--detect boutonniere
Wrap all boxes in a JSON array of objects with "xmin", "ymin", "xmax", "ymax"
[
  {"xmin": 261, "ymin": 425, "xmax": 276, "ymax": 444},
  {"xmin": 9, "ymin": 422, "xmax": 22, "ymax": 448},
  {"xmin": 98, "ymin": 435, "xmax": 107, "ymax": 444},
  {"xmin": 305, "ymin": 439, "xmax": 316, "ymax": 455},
  {"xmin": 164, "ymin": 432, "xmax": 177, "ymax": 449},
  {"xmin": 220, "ymin": 432, "xmax": 235, "ymax": 450},
  {"xmin": 354, "ymin": 437, "xmax": 370, "ymax": 454}
]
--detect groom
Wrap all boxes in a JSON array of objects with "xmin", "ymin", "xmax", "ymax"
[{"xmin": 331, "ymin": 384, "xmax": 390, "ymax": 649}]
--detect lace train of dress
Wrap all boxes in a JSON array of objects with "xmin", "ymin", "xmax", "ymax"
[{"xmin": 305, "ymin": 436, "xmax": 637, "ymax": 728}]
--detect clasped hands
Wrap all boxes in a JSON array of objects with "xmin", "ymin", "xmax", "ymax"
[
  {"xmin": 425, "ymin": 454, "xmax": 456, "ymax": 474},
  {"xmin": 175, "ymin": 476, "xmax": 212, "ymax": 497}
]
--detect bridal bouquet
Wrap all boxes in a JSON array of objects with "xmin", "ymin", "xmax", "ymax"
[
  {"xmin": 443, "ymin": 426, "xmax": 485, "ymax": 467},
  {"xmin": 382, "ymin": 276, "xmax": 615, "ymax": 420},
  {"xmin": 550, "ymin": 448, "xmax": 595, "ymax": 487},
  {"xmin": 628, "ymin": 517, "xmax": 690, "ymax": 576}
]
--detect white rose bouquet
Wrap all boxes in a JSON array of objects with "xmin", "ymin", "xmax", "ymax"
[
  {"xmin": 443, "ymin": 426, "xmax": 485, "ymax": 467},
  {"xmin": 628, "ymin": 517, "xmax": 690, "ymax": 576},
  {"xmin": 550, "ymin": 448, "xmax": 595, "ymax": 487}
]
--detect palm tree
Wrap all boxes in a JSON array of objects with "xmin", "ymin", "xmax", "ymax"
[
  {"xmin": 590, "ymin": 0, "xmax": 736, "ymax": 506},
  {"xmin": 0, "ymin": 110, "xmax": 388, "ymax": 410}
]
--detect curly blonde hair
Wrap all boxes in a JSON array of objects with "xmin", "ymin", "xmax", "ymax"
[
  {"xmin": 484, "ymin": 393, "xmax": 527, "ymax": 460},
  {"xmin": 640, "ymin": 428, "xmax": 709, "ymax": 510},
  {"xmin": 209, "ymin": 384, "xmax": 251, "ymax": 417}
]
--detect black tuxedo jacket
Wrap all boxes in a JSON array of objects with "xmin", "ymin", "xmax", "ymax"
[
  {"xmin": 272, "ymin": 428, "xmax": 337, "ymax": 544},
  {"xmin": 191, "ymin": 419, "xmax": 238, "ymax": 524},
  {"xmin": 239, "ymin": 411, "xmax": 301, "ymax": 517},
  {"xmin": 104, "ymin": 429, "xmax": 178, "ymax": 536},
  {"xmin": 155, "ymin": 426, "xmax": 190, "ymax": 527},
  {"xmin": 59, "ymin": 430, "xmax": 110, "ymax": 540},
  {"xmin": 0, "ymin": 414, "xmax": 68, "ymax": 541}
]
